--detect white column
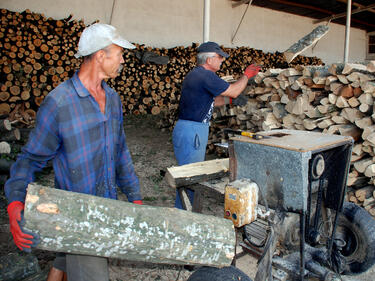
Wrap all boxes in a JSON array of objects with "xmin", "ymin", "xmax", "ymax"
[
  {"xmin": 344, "ymin": 0, "xmax": 352, "ymax": 63},
  {"xmin": 203, "ymin": 0, "xmax": 210, "ymax": 42}
]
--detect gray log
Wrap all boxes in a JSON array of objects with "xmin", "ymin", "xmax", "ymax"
[
  {"xmin": 24, "ymin": 183, "xmax": 235, "ymax": 267},
  {"xmin": 284, "ymin": 25, "xmax": 329, "ymax": 63}
]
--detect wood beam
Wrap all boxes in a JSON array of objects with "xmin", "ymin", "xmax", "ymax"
[
  {"xmin": 337, "ymin": 0, "xmax": 375, "ymax": 14},
  {"xmin": 165, "ymin": 158, "xmax": 229, "ymax": 188},
  {"xmin": 314, "ymin": 3, "xmax": 375, "ymax": 24}
]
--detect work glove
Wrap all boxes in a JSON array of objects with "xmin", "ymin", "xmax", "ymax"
[
  {"xmin": 133, "ymin": 200, "xmax": 143, "ymax": 205},
  {"xmin": 244, "ymin": 64, "xmax": 261, "ymax": 79},
  {"xmin": 232, "ymin": 94, "xmax": 248, "ymax": 106},
  {"xmin": 7, "ymin": 201, "xmax": 40, "ymax": 252}
]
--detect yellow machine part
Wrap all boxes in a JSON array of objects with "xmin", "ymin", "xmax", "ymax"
[{"xmin": 224, "ymin": 179, "xmax": 258, "ymax": 227}]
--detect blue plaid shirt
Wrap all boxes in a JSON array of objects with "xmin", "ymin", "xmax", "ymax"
[{"xmin": 5, "ymin": 72, "xmax": 141, "ymax": 203}]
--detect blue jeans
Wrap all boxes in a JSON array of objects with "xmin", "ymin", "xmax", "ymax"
[{"xmin": 172, "ymin": 119, "xmax": 209, "ymax": 209}]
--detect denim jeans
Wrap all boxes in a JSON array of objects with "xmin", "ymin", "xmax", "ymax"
[{"xmin": 172, "ymin": 119, "xmax": 209, "ymax": 209}]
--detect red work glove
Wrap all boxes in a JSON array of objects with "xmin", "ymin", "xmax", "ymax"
[
  {"xmin": 244, "ymin": 64, "xmax": 261, "ymax": 79},
  {"xmin": 7, "ymin": 201, "xmax": 40, "ymax": 252},
  {"xmin": 133, "ymin": 200, "xmax": 143, "ymax": 205}
]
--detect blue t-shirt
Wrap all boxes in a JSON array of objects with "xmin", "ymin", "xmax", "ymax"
[{"xmin": 178, "ymin": 66, "xmax": 229, "ymax": 123}]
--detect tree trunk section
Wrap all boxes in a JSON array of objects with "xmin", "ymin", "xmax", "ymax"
[{"xmin": 24, "ymin": 183, "xmax": 236, "ymax": 267}]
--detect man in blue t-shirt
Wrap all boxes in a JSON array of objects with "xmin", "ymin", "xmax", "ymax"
[{"xmin": 173, "ymin": 41, "xmax": 261, "ymax": 209}]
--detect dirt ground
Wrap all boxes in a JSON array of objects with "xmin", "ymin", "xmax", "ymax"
[
  {"xmin": 1, "ymin": 114, "xmax": 375, "ymax": 281},
  {"xmin": 0, "ymin": 114, "xmax": 228, "ymax": 281}
]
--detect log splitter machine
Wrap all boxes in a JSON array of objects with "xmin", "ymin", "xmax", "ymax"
[{"xmin": 224, "ymin": 129, "xmax": 375, "ymax": 281}]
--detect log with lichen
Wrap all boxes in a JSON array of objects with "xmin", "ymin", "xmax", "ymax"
[
  {"xmin": 283, "ymin": 25, "xmax": 330, "ymax": 63},
  {"xmin": 23, "ymin": 182, "xmax": 236, "ymax": 267}
]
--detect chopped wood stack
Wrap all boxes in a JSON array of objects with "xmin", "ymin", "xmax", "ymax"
[
  {"xmin": 207, "ymin": 61, "xmax": 375, "ymax": 217},
  {"xmin": 0, "ymin": 8, "xmax": 85, "ymax": 119},
  {"xmin": 0, "ymin": 8, "xmax": 323, "ymax": 125},
  {"xmin": 347, "ymin": 186, "xmax": 375, "ymax": 217}
]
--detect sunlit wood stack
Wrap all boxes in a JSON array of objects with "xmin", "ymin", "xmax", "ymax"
[
  {"xmin": 207, "ymin": 61, "xmax": 375, "ymax": 217},
  {"xmin": 0, "ymin": 8, "xmax": 323, "ymax": 127}
]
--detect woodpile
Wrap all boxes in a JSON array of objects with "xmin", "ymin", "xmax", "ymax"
[
  {"xmin": 1, "ymin": 7, "xmax": 374, "ymax": 217},
  {"xmin": 0, "ymin": 8, "xmax": 85, "ymax": 120},
  {"xmin": 0, "ymin": 8, "xmax": 322, "ymax": 127},
  {"xmin": 207, "ymin": 61, "xmax": 375, "ymax": 218}
]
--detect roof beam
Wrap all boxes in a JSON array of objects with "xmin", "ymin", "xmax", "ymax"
[
  {"xmin": 336, "ymin": 0, "xmax": 375, "ymax": 14},
  {"xmin": 264, "ymin": 0, "xmax": 375, "ymax": 30},
  {"xmin": 268, "ymin": 0, "xmax": 335, "ymax": 14},
  {"xmin": 314, "ymin": 3, "xmax": 375, "ymax": 24}
]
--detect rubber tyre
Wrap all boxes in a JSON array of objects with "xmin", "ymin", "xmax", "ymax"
[
  {"xmin": 337, "ymin": 202, "xmax": 375, "ymax": 275},
  {"xmin": 187, "ymin": 266, "xmax": 252, "ymax": 281}
]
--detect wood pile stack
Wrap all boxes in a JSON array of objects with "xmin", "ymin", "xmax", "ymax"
[
  {"xmin": 207, "ymin": 61, "xmax": 375, "ymax": 217},
  {"xmin": 0, "ymin": 8, "xmax": 323, "ymax": 125},
  {"xmin": 0, "ymin": 8, "xmax": 85, "ymax": 119}
]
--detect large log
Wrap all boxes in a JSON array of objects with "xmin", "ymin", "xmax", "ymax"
[
  {"xmin": 283, "ymin": 25, "xmax": 329, "ymax": 63},
  {"xmin": 165, "ymin": 158, "xmax": 229, "ymax": 188},
  {"xmin": 24, "ymin": 183, "xmax": 235, "ymax": 267}
]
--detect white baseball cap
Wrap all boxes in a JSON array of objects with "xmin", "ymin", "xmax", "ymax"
[{"xmin": 74, "ymin": 23, "xmax": 135, "ymax": 58}]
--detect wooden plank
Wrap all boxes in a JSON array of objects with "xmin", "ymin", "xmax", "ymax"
[
  {"xmin": 24, "ymin": 183, "xmax": 235, "ymax": 267},
  {"xmin": 165, "ymin": 158, "xmax": 229, "ymax": 188}
]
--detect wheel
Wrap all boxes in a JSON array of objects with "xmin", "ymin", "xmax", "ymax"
[
  {"xmin": 336, "ymin": 202, "xmax": 375, "ymax": 275},
  {"xmin": 187, "ymin": 266, "xmax": 252, "ymax": 281}
]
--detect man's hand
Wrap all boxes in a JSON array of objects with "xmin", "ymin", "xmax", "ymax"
[
  {"xmin": 133, "ymin": 200, "xmax": 143, "ymax": 205},
  {"xmin": 244, "ymin": 64, "xmax": 261, "ymax": 79},
  {"xmin": 7, "ymin": 201, "xmax": 40, "ymax": 252},
  {"xmin": 232, "ymin": 94, "xmax": 248, "ymax": 106}
]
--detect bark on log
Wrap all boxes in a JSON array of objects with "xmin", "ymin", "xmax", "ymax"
[
  {"xmin": 24, "ymin": 183, "xmax": 235, "ymax": 267},
  {"xmin": 283, "ymin": 25, "xmax": 329, "ymax": 63},
  {"xmin": 165, "ymin": 158, "xmax": 229, "ymax": 188}
]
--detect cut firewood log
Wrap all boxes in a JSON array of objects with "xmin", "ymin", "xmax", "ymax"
[
  {"xmin": 283, "ymin": 25, "xmax": 329, "ymax": 63},
  {"xmin": 165, "ymin": 158, "xmax": 229, "ymax": 188},
  {"xmin": 336, "ymin": 96, "xmax": 349, "ymax": 108},
  {"xmin": 363, "ymin": 197, "xmax": 375, "ymax": 208},
  {"xmin": 367, "ymin": 61, "xmax": 375, "ymax": 73},
  {"xmin": 342, "ymin": 63, "xmax": 368, "ymax": 75},
  {"xmin": 340, "ymin": 108, "xmax": 364, "ymax": 123},
  {"xmin": 353, "ymin": 157, "xmax": 373, "ymax": 174},
  {"xmin": 347, "ymin": 97, "xmax": 360, "ymax": 108},
  {"xmin": 368, "ymin": 208, "xmax": 375, "ymax": 217},
  {"xmin": 354, "ymin": 185, "xmax": 375, "ymax": 202},
  {"xmin": 0, "ymin": 119, "xmax": 12, "ymax": 132},
  {"xmin": 364, "ymin": 164, "xmax": 375, "ymax": 177},
  {"xmin": 355, "ymin": 117, "xmax": 373, "ymax": 129},
  {"xmin": 24, "ymin": 183, "xmax": 235, "ymax": 267},
  {"xmin": 339, "ymin": 85, "xmax": 354, "ymax": 98},
  {"xmin": 0, "ymin": 141, "xmax": 11, "ymax": 154},
  {"xmin": 337, "ymin": 124, "xmax": 361, "ymax": 141}
]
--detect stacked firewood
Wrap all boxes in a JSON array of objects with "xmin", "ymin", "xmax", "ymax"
[
  {"xmin": 207, "ymin": 61, "xmax": 375, "ymax": 217},
  {"xmin": 0, "ymin": 8, "xmax": 323, "ymax": 124},
  {"xmin": 0, "ymin": 9, "xmax": 85, "ymax": 119},
  {"xmin": 0, "ymin": 118, "xmax": 20, "ymax": 184}
]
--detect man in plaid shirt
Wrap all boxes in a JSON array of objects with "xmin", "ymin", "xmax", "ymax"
[{"xmin": 5, "ymin": 23, "xmax": 142, "ymax": 281}]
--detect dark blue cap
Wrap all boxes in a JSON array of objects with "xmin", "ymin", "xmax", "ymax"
[{"xmin": 197, "ymin": 41, "xmax": 229, "ymax": 58}]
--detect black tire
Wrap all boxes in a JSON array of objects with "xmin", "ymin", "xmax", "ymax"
[
  {"xmin": 337, "ymin": 202, "xmax": 375, "ymax": 275},
  {"xmin": 187, "ymin": 266, "xmax": 252, "ymax": 281}
]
